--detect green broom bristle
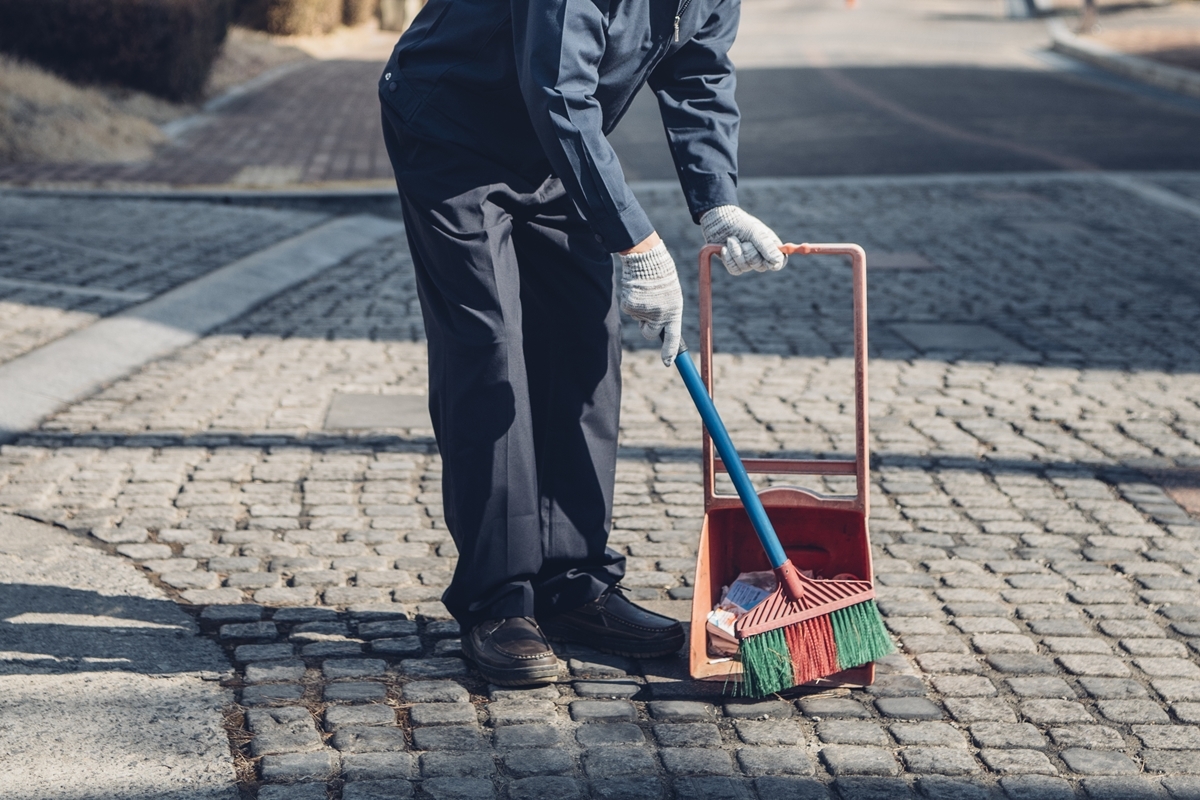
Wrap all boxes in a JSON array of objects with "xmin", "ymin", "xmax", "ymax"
[
  {"xmin": 736, "ymin": 599, "xmax": 895, "ymax": 697},
  {"xmin": 737, "ymin": 628, "xmax": 793, "ymax": 697},
  {"xmin": 830, "ymin": 599, "xmax": 895, "ymax": 670}
]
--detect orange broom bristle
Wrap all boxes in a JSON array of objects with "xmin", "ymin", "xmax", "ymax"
[{"xmin": 784, "ymin": 616, "xmax": 839, "ymax": 685}]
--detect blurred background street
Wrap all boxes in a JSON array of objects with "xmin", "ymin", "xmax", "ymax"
[{"xmin": 3, "ymin": 1, "xmax": 1200, "ymax": 799}]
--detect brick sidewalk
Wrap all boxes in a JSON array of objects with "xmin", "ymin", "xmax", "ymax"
[
  {"xmin": 0, "ymin": 60, "xmax": 392, "ymax": 189},
  {"xmin": 3, "ymin": 173, "xmax": 1200, "ymax": 798}
]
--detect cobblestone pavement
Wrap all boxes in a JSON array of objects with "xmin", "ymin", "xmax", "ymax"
[
  {"xmin": 0, "ymin": 194, "xmax": 325, "ymax": 365},
  {"xmin": 3, "ymin": 174, "xmax": 1200, "ymax": 798}
]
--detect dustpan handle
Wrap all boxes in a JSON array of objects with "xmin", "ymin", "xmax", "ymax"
[
  {"xmin": 673, "ymin": 343, "xmax": 789, "ymax": 569},
  {"xmin": 698, "ymin": 242, "xmax": 869, "ymax": 515}
]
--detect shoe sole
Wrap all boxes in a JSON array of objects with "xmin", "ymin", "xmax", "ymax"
[
  {"xmin": 543, "ymin": 629, "xmax": 686, "ymax": 659},
  {"xmin": 461, "ymin": 651, "xmax": 560, "ymax": 687}
]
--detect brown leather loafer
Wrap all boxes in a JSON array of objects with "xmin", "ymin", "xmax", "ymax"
[
  {"xmin": 539, "ymin": 587, "xmax": 685, "ymax": 658},
  {"xmin": 461, "ymin": 617, "xmax": 560, "ymax": 686}
]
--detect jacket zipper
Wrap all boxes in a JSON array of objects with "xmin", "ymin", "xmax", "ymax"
[{"xmin": 674, "ymin": 0, "xmax": 694, "ymax": 41}]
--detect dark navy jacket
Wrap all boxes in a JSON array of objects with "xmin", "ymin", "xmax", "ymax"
[{"xmin": 379, "ymin": 0, "xmax": 741, "ymax": 253}]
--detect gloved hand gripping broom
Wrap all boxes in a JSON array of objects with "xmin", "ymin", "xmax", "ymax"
[{"xmin": 671, "ymin": 243, "xmax": 894, "ymax": 697}]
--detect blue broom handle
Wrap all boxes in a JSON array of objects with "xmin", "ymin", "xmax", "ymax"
[{"xmin": 673, "ymin": 346, "xmax": 789, "ymax": 569}]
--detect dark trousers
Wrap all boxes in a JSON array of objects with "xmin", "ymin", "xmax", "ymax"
[{"xmin": 381, "ymin": 107, "xmax": 626, "ymax": 630}]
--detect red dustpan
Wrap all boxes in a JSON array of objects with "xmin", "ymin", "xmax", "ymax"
[{"xmin": 687, "ymin": 242, "xmax": 878, "ymax": 688}]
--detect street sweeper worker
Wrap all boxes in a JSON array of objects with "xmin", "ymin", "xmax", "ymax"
[{"xmin": 379, "ymin": 0, "xmax": 788, "ymax": 686}]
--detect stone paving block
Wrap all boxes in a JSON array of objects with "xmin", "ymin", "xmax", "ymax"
[
  {"xmin": 582, "ymin": 746, "xmax": 660, "ymax": 778},
  {"xmin": 1137, "ymin": 658, "xmax": 1200, "ymax": 678},
  {"xmin": 342, "ymin": 752, "xmax": 414, "ymax": 780},
  {"xmin": 724, "ymin": 699, "xmax": 796, "ymax": 718},
  {"xmin": 304, "ymin": 641, "xmax": 366, "ymax": 658},
  {"xmin": 421, "ymin": 777, "xmax": 496, "ymax": 800},
  {"xmin": 1144, "ymin": 752, "xmax": 1200, "ymax": 774},
  {"xmin": 915, "ymin": 775, "xmax": 993, "ymax": 800},
  {"xmin": 887, "ymin": 722, "xmax": 965, "ymax": 747},
  {"xmin": 1080, "ymin": 776, "xmax": 1165, "ymax": 799},
  {"xmin": 817, "ymin": 720, "xmax": 889, "ymax": 746},
  {"xmin": 733, "ymin": 719, "xmax": 804, "ymax": 745},
  {"xmin": 342, "ymin": 780, "xmax": 415, "ymax": 800},
  {"xmin": 653, "ymin": 723, "xmax": 718, "ymax": 747},
  {"xmin": 999, "ymin": 775, "xmax": 1076, "ymax": 800},
  {"xmin": 797, "ymin": 697, "xmax": 871, "ymax": 719},
  {"xmin": 501, "ymin": 748, "xmax": 575, "ymax": 777},
  {"xmin": 1078, "ymin": 677, "xmax": 1148, "ymax": 698},
  {"xmin": 358, "ymin": 619, "xmax": 419, "ymax": 639},
  {"xmin": 1133, "ymin": 725, "xmax": 1200, "ymax": 749},
  {"xmin": 333, "ymin": 725, "xmax": 409, "ymax": 753},
  {"xmin": 323, "ymin": 658, "xmax": 386, "ymax": 679},
  {"xmin": 323, "ymin": 681, "xmax": 388, "ymax": 704},
  {"xmin": 234, "ymin": 643, "xmax": 296, "ymax": 664},
  {"xmin": 867, "ymin": 675, "xmax": 927, "ymax": 697},
  {"xmin": 412, "ymin": 725, "xmax": 485, "ymax": 750},
  {"xmin": 1173, "ymin": 703, "xmax": 1200, "ymax": 723},
  {"xmin": 1097, "ymin": 699, "xmax": 1170, "ymax": 723},
  {"xmin": 409, "ymin": 702, "xmax": 476, "ymax": 726},
  {"xmin": 494, "ymin": 723, "xmax": 562, "ymax": 749},
  {"xmin": 1005, "ymin": 677, "xmax": 1075, "ymax": 698},
  {"xmin": 943, "ymin": 698, "xmax": 1017, "ymax": 723},
  {"xmin": 245, "ymin": 659, "xmax": 307, "ymax": 683},
  {"xmin": 830, "ymin": 776, "xmax": 916, "ymax": 800},
  {"xmin": 568, "ymin": 700, "xmax": 637, "ymax": 723},
  {"xmin": 259, "ymin": 785, "xmax": 327, "ymax": 800},
  {"xmin": 1047, "ymin": 725, "xmax": 1124, "ymax": 749},
  {"xmin": 915, "ymin": 653, "xmax": 985, "ymax": 674},
  {"xmin": 649, "ymin": 701, "xmax": 714, "ymax": 721},
  {"xmin": 1163, "ymin": 776, "xmax": 1200, "ymax": 799},
  {"xmin": 420, "ymin": 751, "xmax": 496, "ymax": 778},
  {"xmin": 930, "ymin": 675, "xmax": 996, "ymax": 697},
  {"xmin": 200, "ymin": 604, "xmax": 264, "ymax": 624},
  {"xmin": 569, "ymin": 655, "xmax": 635, "ymax": 678},
  {"xmin": 666, "ymin": 777, "xmax": 752, "ymax": 800},
  {"xmin": 371, "ymin": 636, "xmax": 423, "ymax": 656},
  {"xmin": 819, "ymin": 745, "xmax": 901, "ymax": 776},
  {"xmin": 588, "ymin": 776, "xmax": 665, "ymax": 800},
  {"xmin": 568, "ymin": 723, "xmax": 643, "ymax": 748},
  {"xmin": 899, "ymin": 747, "xmax": 979, "ymax": 776},
  {"xmin": 403, "ymin": 680, "xmax": 470, "ymax": 704},
  {"xmin": 659, "ymin": 747, "xmax": 735, "ymax": 776},
  {"xmin": 735, "ymin": 746, "xmax": 815, "ymax": 776},
  {"xmin": 968, "ymin": 722, "xmax": 1046, "ymax": 750},
  {"xmin": 1059, "ymin": 748, "xmax": 1140, "ymax": 775},
  {"xmin": 325, "ymin": 705, "xmax": 396, "ymax": 730},
  {"xmin": 986, "ymin": 654, "xmax": 1058, "ymax": 674},
  {"xmin": 1020, "ymin": 699, "xmax": 1094, "ymax": 725},
  {"xmin": 1153, "ymin": 679, "xmax": 1200, "ymax": 702},
  {"xmin": 978, "ymin": 749, "xmax": 1057, "ymax": 775},
  {"xmin": 875, "ymin": 697, "xmax": 943, "ymax": 720},
  {"xmin": 219, "ymin": 621, "xmax": 277, "ymax": 640},
  {"xmin": 507, "ymin": 776, "xmax": 585, "ymax": 800},
  {"xmin": 260, "ymin": 751, "xmax": 340, "ymax": 782},
  {"xmin": 1056, "ymin": 655, "xmax": 1130, "ymax": 677},
  {"xmin": 754, "ymin": 777, "xmax": 830, "ymax": 799},
  {"xmin": 575, "ymin": 681, "xmax": 641, "ymax": 698},
  {"xmin": 248, "ymin": 707, "xmax": 324, "ymax": 757}
]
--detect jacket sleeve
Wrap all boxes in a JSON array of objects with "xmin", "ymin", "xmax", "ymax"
[
  {"xmin": 648, "ymin": 0, "xmax": 741, "ymax": 223},
  {"xmin": 511, "ymin": 0, "xmax": 655, "ymax": 253}
]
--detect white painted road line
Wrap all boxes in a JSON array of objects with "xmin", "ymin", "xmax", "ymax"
[
  {"xmin": 0, "ymin": 214, "xmax": 404, "ymax": 441},
  {"xmin": 0, "ymin": 277, "xmax": 151, "ymax": 302}
]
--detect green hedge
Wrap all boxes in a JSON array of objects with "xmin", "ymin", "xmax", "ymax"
[
  {"xmin": 0, "ymin": 0, "xmax": 230, "ymax": 102},
  {"xmin": 235, "ymin": 0, "xmax": 340, "ymax": 34}
]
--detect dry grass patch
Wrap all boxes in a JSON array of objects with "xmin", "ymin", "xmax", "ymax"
[{"xmin": 0, "ymin": 55, "xmax": 169, "ymax": 164}]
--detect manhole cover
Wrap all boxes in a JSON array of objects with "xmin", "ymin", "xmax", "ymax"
[
  {"xmin": 324, "ymin": 393, "xmax": 431, "ymax": 430},
  {"xmin": 890, "ymin": 323, "xmax": 1029, "ymax": 354}
]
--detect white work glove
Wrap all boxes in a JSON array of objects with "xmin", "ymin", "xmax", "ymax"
[
  {"xmin": 618, "ymin": 242, "xmax": 683, "ymax": 367},
  {"xmin": 700, "ymin": 205, "xmax": 788, "ymax": 276}
]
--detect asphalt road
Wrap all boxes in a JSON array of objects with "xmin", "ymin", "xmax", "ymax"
[{"xmin": 610, "ymin": 2, "xmax": 1200, "ymax": 178}]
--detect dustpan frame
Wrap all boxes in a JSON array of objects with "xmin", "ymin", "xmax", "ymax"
[{"xmin": 689, "ymin": 242, "xmax": 876, "ymax": 685}]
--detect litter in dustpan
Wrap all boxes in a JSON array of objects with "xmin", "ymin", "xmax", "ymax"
[{"xmin": 682, "ymin": 243, "xmax": 895, "ymax": 695}]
